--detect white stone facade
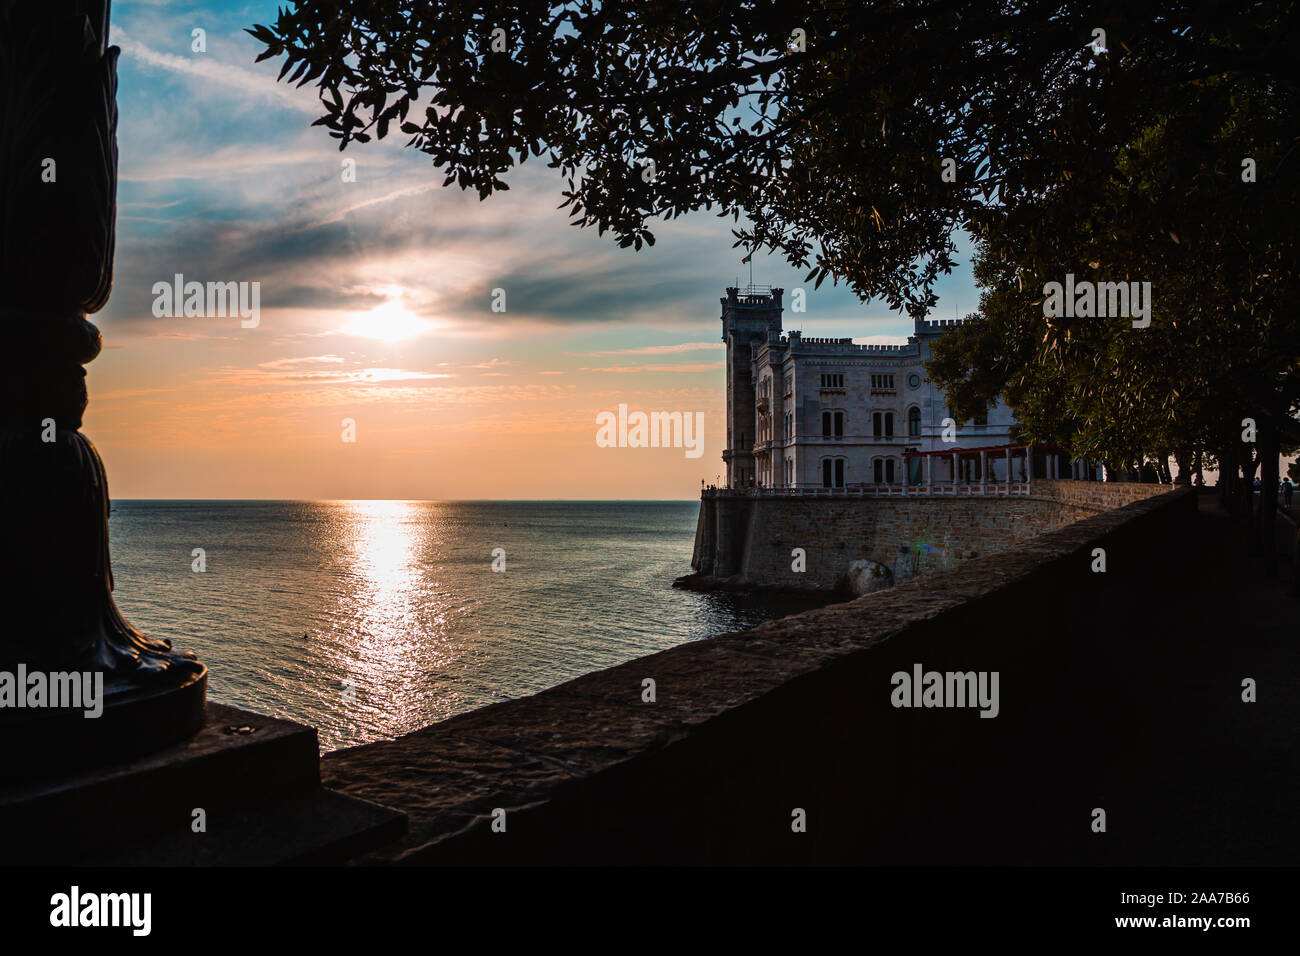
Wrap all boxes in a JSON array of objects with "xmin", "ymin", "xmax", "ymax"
[{"xmin": 720, "ymin": 286, "xmax": 1018, "ymax": 489}]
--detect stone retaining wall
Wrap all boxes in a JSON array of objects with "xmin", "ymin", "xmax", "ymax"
[
  {"xmin": 1026, "ymin": 478, "xmax": 1176, "ymax": 512},
  {"xmin": 323, "ymin": 486, "xmax": 1196, "ymax": 864},
  {"xmin": 689, "ymin": 479, "xmax": 1173, "ymax": 589}
]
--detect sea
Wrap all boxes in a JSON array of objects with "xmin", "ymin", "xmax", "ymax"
[{"xmin": 107, "ymin": 500, "xmax": 830, "ymax": 752}]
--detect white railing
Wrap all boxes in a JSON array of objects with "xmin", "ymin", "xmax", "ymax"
[{"xmin": 704, "ymin": 482, "xmax": 1032, "ymax": 498}]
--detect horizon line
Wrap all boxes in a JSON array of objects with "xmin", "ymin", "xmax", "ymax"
[{"xmin": 111, "ymin": 497, "xmax": 702, "ymax": 503}]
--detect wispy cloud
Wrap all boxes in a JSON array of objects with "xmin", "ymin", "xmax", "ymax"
[
  {"xmin": 580, "ymin": 362, "xmax": 725, "ymax": 374},
  {"xmin": 572, "ymin": 342, "xmax": 724, "ymax": 356},
  {"xmin": 114, "ymin": 28, "xmax": 322, "ymax": 116}
]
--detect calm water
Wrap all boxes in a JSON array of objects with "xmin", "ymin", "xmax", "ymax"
[{"xmin": 107, "ymin": 501, "xmax": 828, "ymax": 752}]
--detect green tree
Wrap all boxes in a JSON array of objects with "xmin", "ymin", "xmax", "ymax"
[{"xmin": 927, "ymin": 72, "xmax": 1300, "ymax": 572}]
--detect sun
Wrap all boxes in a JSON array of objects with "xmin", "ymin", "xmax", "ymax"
[{"xmin": 342, "ymin": 300, "xmax": 430, "ymax": 342}]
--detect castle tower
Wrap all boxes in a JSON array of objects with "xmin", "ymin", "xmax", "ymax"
[{"xmin": 720, "ymin": 286, "xmax": 783, "ymax": 487}]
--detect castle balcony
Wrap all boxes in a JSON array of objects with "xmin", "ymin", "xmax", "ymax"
[
  {"xmin": 701, "ymin": 481, "xmax": 1033, "ymax": 499},
  {"xmin": 869, "ymin": 388, "xmax": 898, "ymax": 397},
  {"xmin": 724, "ymin": 285, "xmax": 783, "ymax": 309},
  {"xmin": 790, "ymin": 435, "xmax": 906, "ymax": 445},
  {"xmin": 786, "ymin": 332, "xmax": 916, "ymax": 356}
]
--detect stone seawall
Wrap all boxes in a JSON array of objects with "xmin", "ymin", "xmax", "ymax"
[
  {"xmin": 1025, "ymin": 478, "xmax": 1176, "ymax": 513},
  {"xmin": 687, "ymin": 479, "xmax": 1173, "ymax": 590},
  {"xmin": 322, "ymin": 486, "xmax": 1204, "ymax": 864}
]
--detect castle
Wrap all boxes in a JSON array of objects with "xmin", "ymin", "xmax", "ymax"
[{"xmin": 721, "ymin": 285, "xmax": 1023, "ymax": 490}]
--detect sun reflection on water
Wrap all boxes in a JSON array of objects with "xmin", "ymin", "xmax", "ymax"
[
  {"xmin": 331, "ymin": 500, "xmax": 461, "ymax": 736},
  {"xmin": 348, "ymin": 500, "xmax": 419, "ymax": 603},
  {"xmin": 107, "ymin": 500, "xmax": 831, "ymax": 752}
]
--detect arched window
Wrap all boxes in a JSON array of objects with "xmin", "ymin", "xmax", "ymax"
[
  {"xmin": 822, "ymin": 458, "xmax": 846, "ymax": 488},
  {"xmin": 907, "ymin": 407, "xmax": 921, "ymax": 437}
]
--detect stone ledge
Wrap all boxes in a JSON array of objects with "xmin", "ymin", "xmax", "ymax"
[
  {"xmin": 1026, "ymin": 477, "xmax": 1174, "ymax": 512},
  {"xmin": 1, "ymin": 703, "xmax": 405, "ymax": 865},
  {"xmin": 324, "ymin": 488, "xmax": 1193, "ymax": 863}
]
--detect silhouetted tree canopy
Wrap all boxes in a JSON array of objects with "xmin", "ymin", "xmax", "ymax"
[
  {"xmin": 250, "ymin": 1, "xmax": 1299, "ymax": 317},
  {"xmin": 929, "ymin": 72, "xmax": 1300, "ymax": 474}
]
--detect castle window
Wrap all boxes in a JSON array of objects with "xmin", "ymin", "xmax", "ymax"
[
  {"xmin": 822, "ymin": 458, "xmax": 846, "ymax": 488},
  {"xmin": 908, "ymin": 407, "xmax": 921, "ymax": 437},
  {"xmin": 823, "ymin": 410, "xmax": 845, "ymax": 439},
  {"xmin": 819, "ymin": 373, "xmax": 844, "ymax": 388},
  {"xmin": 974, "ymin": 406, "xmax": 989, "ymax": 427},
  {"xmin": 871, "ymin": 374, "xmax": 895, "ymax": 390},
  {"xmin": 885, "ymin": 412, "xmax": 894, "ymax": 437}
]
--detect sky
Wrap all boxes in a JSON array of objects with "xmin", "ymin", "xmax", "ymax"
[{"xmin": 94, "ymin": 0, "xmax": 980, "ymax": 500}]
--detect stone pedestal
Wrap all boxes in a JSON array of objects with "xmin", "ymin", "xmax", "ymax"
[
  {"xmin": 0, "ymin": 666, "xmax": 207, "ymax": 778},
  {"xmin": 0, "ymin": 703, "xmax": 405, "ymax": 865}
]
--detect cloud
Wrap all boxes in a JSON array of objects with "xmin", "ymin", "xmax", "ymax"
[
  {"xmin": 580, "ymin": 362, "xmax": 726, "ymax": 373},
  {"xmin": 119, "ymin": 145, "xmax": 330, "ymax": 183},
  {"xmin": 205, "ymin": 366, "xmax": 451, "ymax": 387},
  {"xmin": 257, "ymin": 355, "xmax": 347, "ymax": 370},
  {"xmin": 304, "ymin": 182, "xmax": 444, "ymax": 228},
  {"xmin": 114, "ymin": 28, "xmax": 322, "ymax": 116},
  {"xmin": 572, "ymin": 342, "xmax": 724, "ymax": 356}
]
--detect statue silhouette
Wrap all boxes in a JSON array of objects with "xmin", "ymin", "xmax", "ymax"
[{"xmin": 0, "ymin": 0, "xmax": 206, "ymax": 774}]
